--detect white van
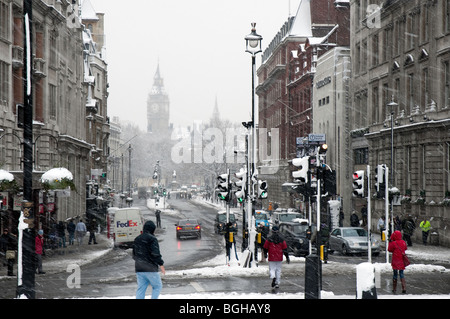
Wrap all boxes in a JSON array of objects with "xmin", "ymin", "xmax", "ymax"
[
  {"xmin": 106, "ymin": 207, "xmax": 119, "ymax": 240},
  {"xmin": 113, "ymin": 207, "xmax": 144, "ymax": 248}
]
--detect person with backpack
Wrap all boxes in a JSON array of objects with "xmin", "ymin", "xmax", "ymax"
[{"xmin": 263, "ymin": 226, "xmax": 289, "ymax": 289}]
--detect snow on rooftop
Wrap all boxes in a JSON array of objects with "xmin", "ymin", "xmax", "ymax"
[
  {"xmin": 288, "ymin": 0, "xmax": 313, "ymax": 38},
  {"xmin": 81, "ymin": 0, "xmax": 99, "ymax": 21}
]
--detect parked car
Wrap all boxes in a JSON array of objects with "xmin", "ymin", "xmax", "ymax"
[
  {"xmin": 175, "ymin": 219, "xmax": 201, "ymax": 239},
  {"xmin": 254, "ymin": 210, "xmax": 270, "ymax": 228},
  {"xmin": 278, "ymin": 220, "xmax": 315, "ymax": 257},
  {"xmin": 329, "ymin": 227, "xmax": 380, "ymax": 256},
  {"xmin": 214, "ymin": 211, "xmax": 237, "ymax": 234}
]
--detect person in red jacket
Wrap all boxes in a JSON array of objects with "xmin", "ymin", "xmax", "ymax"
[
  {"xmin": 35, "ymin": 230, "xmax": 45, "ymax": 274},
  {"xmin": 263, "ymin": 226, "xmax": 289, "ymax": 289},
  {"xmin": 388, "ymin": 230, "xmax": 407, "ymax": 294}
]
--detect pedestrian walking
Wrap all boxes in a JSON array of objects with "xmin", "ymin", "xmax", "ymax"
[
  {"xmin": 361, "ymin": 204, "xmax": 368, "ymax": 227},
  {"xmin": 88, "ymin": 219, "xmax": 98, "ymax": 245},
  {"xmin": 155, "ymin": 209, "xmax": 161, "ymax": 228},
  {"xmin": 377, "ymin": 216, "xmax": 386, "ymax": 235},
  {"xmin": 256, "ymin": 223, "xmax": 269, "ymax": 262},
  {"xmin": 394, "ymin": 216, "xmax": 402, "ymax": 231},
  {"xmin": 35, "ymin": 230, "xmax": 45, "ymax": 274},
  {"xmin": 419, "ymin": 218, "xmax": 431, "ymax": 245},
  {"xmin": 67, "ymin": 219, "xmax": 76, "ymax": 245},
  {"xmin": 1, "ymin": 228, "xmax": 17, "ymax": 276},
  {"xmin": 402, "ymin": 215, "xmax": 415, "ymax": 246},
  {"xmin": 133, "ymin": 220, "xmax": 165, "ymax": 299},
  {"xmin": 350, "ymin": 211, "xmax": 359, "ymax": 227},
  {"xmin": 56, "ymin": 221, "xmax": 66, "ymax": 248},
  {"xmin": 263, "ymin": 226, "xmax": 289, "ymax": 289},
  {"xmin": 75, "ymin": 219, "xmax": 87, "ymax": 246},
  {"xmin": 388, "ymin": 230, "xmax": 408, "ymax": 294},
  {"xmin": 339, "ymin": 207, "xmax": 344, "ymax": 227}
]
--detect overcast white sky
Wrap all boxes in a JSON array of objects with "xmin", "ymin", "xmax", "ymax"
[{"xmin": 88, "ymin": 0, "xmax": 302, "ymax": 130}]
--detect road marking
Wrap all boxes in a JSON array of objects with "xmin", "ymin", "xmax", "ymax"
[{"xmin": 190, "ymin": 281, "xmax": 205, "ymax": 292}]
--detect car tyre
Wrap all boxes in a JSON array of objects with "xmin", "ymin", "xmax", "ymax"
[{"xmin": 342, "ymin": 244, "xmax": 350, "ymax": 256}]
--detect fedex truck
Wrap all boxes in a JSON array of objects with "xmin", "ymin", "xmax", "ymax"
[{"xmin": 112, "ymin": 207, "xmax": 144, "ymax": 248}]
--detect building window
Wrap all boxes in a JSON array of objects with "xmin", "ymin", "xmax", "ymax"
[
  {"xmin": 50, "ymin": 34, "xmax": 57, "ymax": 67},
  {"xmin": 446, "ymin": 142, "xmax": 450, "ymax": 194},
  {"xmin": 406, "ymin": 14, "xmax": 412, "ymax": 50},
  {"xmin": 446, "ymin": 0, "xmax": 450, "ymax": 33},
  {"xmin": 0, "ymin": 1, "xmax": 10, "ymax": 40},
  {"xmin": 382, "ymin": 28, "xmax": 390, "ymax": 62},
  {"xmin": 421, "ymin": 5, "xmax": 429, "ymax": 43},
  {"xmin": 0, "ymin": 60, "xmax": 9, "ymax": 106},
  {"xmin": 406, "ymin": 146, "xmax": 412, "ymax": 190},
  {"xmin": 49, "ymin": 84, "xmax": 57, "ymax": 119},
  {"xmin": 445, "ymin": 61, "xmax": 450, "ymax": 109},
  {"xmin": 407, "ymin": 73, "xmax": 414, "ymax": 115},
  {"xmin": 394, "ymin": 20, "xmax": 401, "ymax": 56},
  {"xmin": 354, "ymin": 148, "xmax": 369, "ymax": 165},
  {"xmin": 372, "ymin": 86, "xmax": 379, "ymax": 124},
  {"xmin": 355, "ymin": 43, "xmax": 361, "ymax": 75},
  {"xmin": 394, "ymin": 78, "xmax": 401, "ymax": 111},
  {"xmin": 421, "ymin": 68, "xmax": 429, "ymax": 111},
  {"xmin": 362, "ymin": 40, "xmax": 367, "ymax": 73},
  {"xmin": 382, "ymin": 83, "xmax": 389, "ymax": 121},
  {"xmin": 372, "ymin": 34, "xmax": 379, "ymax": 67}
]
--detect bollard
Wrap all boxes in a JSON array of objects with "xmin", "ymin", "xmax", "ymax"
[
  {"xmin": 356, "ymin": 262, "xmax": 377, "ymax": 299},
  {"xmin": 305, "ymin": 254, "xmax": 321, "ymax": 299}
]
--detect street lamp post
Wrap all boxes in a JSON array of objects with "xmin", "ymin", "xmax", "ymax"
[
  {"xmin": 17, "ymin": 0, "xmax": 35, "ymax": 299},
  {"xmin": 244, "ymin": 23, "xmax": 262, "ymax": 266},
  {"xmin": 387, "ymin": 97, "xmax": 398, "ymax": 233}
]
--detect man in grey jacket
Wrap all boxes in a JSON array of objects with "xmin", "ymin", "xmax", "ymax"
[{"xmin": 133, "ymin": 220, "xmax": 165, "ymax": 299}]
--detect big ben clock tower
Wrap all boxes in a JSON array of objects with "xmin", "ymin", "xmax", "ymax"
[{"xmin": 147, "ymin": 64, "xmax": 170, "ymax": 137}]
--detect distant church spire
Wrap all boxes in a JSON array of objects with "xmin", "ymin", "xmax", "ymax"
[
  {"xmin": 147, "ymin": 62, "xmax": 170, "ymax": 135},
  {"xmin": 212, "ymin": 95, "xmax": 220, "ymax": 120},
  {"xmin": 151, "ymin": 61, "xmax": 165, "ymax": 95}
]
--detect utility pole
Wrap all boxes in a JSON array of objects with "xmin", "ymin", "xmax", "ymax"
[{"xmin": 17, "ymin": 0, "xmax": 35, "ymax": 299}]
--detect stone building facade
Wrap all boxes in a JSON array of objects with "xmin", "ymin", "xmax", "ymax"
[
  {"xmin": 256, "ymin": 0, "xmax": 350, "ymax": 210},
  {"xmin": 350, "ymin": 0, "xmax": 450, "ymax": 246},
  {"xmin": 0, "ymin": 0, "xmax": 109, "ymax": 231}
]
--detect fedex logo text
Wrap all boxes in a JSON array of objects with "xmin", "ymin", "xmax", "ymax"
[{"xmin": 117, "ymin": 220, "xmax": 138, "ymax": 228}]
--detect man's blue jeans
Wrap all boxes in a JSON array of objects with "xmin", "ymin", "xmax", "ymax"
[{"xmin": 136, "ymin": 272, "xmax": 162, "ymax": 299}]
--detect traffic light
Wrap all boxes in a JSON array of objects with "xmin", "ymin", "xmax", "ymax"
[
  {"xmin": 292, "ymin": 156, "xmax": 309, "ymax": 183},
  {"xmin": 234, "ymin": 168, "xmax": 247, "ymax": 203},
  {"xmin": 217, "ymin": 173, "xmax": 230, "ymax": 201},
  {"xmin": 162, "ymin": 188, "xmax": 167, "ymax": 196},
  {"xmin": 352, "ymin": 170, "xmax": 365, "ymax": 197},
  {"xmin": 375, "ymin": 164, "xmax": 386, "ymax": 198},
  {"xmin": 257, "ymin": 180, "xmax": 268, "ymax": 199},
  {"xmin": 319, "ymin": 143, "xmax": 328, "ymax": 154},
  {"xmin": 323, "ymin": 169, "xmax": 336, "ymax": 196}
]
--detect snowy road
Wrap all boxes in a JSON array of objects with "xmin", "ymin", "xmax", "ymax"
[{"xmin": 0, "ymin": 196, "xmax": 449, "ymax": 299}]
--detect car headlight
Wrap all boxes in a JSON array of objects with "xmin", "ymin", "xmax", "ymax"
[
  {"xmin": 347, "ymin": 240, "xmax": 358, "ymax": 248},
  {"xmin": 298, "ymin": 238, "xmax": 304, "ymax": 244}
]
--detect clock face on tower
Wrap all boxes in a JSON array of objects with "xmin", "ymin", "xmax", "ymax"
[{"xmin": 151, "ymin": 103, "xmax": 159, "ymax": 112}]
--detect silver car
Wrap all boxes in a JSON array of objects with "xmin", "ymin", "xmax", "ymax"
[{"xmin": 329, "ymin": 227, "xmax": 380, "ymax": 256}]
